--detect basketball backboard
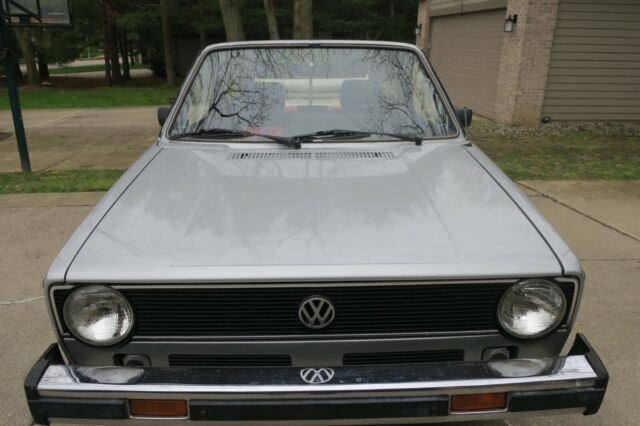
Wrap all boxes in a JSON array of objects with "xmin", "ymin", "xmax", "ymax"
[{"xmin": 3, "ymin": 0, "xmax": 71, "ymax": 27}]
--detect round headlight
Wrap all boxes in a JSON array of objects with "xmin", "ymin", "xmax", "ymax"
[
  {"xmin": 63, "ymin": 285, "xmax": 133, "ymax": 346},
  {"xmin": 497, "ymin": 279, "xmax": 566, "ymax": 339}
]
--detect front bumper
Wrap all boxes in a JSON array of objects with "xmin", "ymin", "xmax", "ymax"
[{"xmin": 25, "ymin": 334, "xmax": 607, "ymax": 425}]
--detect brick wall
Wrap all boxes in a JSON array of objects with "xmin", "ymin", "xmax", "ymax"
[{"xmin": 495, "ymin": 0, "xmax": 560, "ymax": 125}]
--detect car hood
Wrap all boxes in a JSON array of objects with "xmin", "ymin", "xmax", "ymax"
[{"xmin": 66, "ymin": 142, "xmax": 561, "ymax": 282}]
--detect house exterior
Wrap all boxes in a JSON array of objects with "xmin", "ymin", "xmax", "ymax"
[{"xmin": 416, "ymin": 0, "xmax": 640, "ymax": 125}]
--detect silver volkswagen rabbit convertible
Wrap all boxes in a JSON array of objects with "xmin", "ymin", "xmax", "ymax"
[{"xmin": 25, "ymin": 41, "xmax": 607, "ymax": 425}]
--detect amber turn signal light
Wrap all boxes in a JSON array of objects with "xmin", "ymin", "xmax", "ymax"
[
  {"xmin": 450, "ymin": 392, "xmax": 507, "ymax": 412},
  {"xmin": 129, "ymin": 399, "xmax": 188, "ymax": 417}
]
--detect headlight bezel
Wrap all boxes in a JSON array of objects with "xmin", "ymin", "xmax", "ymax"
[
  {"xmin": 62, "ymin": 284, "xmax": 134, "ymax": 347},
  {"xmin": 497, "ymin": 279, "xmax": 568, "ymax": 339}
]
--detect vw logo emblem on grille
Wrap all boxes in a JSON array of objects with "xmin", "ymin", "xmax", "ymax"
[
  {"xmin": 300, "ymin": 367, "xmax": 335, "ymax": 384},
  {"xmin": 299, "ymin": 295, "xmax": 335, "ymax": 329}
]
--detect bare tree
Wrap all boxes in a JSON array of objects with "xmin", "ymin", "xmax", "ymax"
[
  {"xmin": 263, "ymin": 0, "xmax": 279, "ymax": 40},
  {"xmin": 160, "ymin": 0, "xmax": 177, "ymax": 85},
  {"xmin": 293, "ymin": 0, "xmax": 312, "ymax": 39},
  {"xmin": 13, "ymin": 28, "xmax": 39, "ymax": 86},
  {"xmin": 219, "ymin": 0, "xmax": 245, "ymax": 41}
]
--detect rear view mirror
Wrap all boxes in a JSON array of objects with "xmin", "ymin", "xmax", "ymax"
[
  {"xmin": 157, "ymin": 106, "xmax": 171, "ymax": 126},
  {"xmin": 455, "ymin": 107, "xmax": 473, "ymax": 127}
]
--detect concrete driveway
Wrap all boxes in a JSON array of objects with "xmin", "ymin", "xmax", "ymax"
[
  {"xmin": 0, "ymin": 182, "xmax": 639, "ymax": 425},
  {"xmin": 0, "ymin": 107, "xmax": 158, "ymax": 172}
]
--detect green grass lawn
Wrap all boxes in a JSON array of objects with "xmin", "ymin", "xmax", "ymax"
[
  {"xmin": 0, "ymin": 169, "xmax": 124, "ymax": 194},
  {"xmin": 470, "ymin": 118, "xmax": 640, "ymax": 180},
  {"xmin": 0, "ymin": 85, "xmax": 177, "ymax": 109}
]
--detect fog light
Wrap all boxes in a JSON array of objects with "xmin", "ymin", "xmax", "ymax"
[
  {"xmin": 451, "ymin": 392, "xmax": 507, "ymax": 412},
  {"xmin": 123, "ymin": 354, "xmax": 151, "ymax": 367},
  {"xmin": 129, "ymin": 399, "xmax": 188, "ymax": 417},
  {"xmin": 482, "ymin": 347, "xmax": 512, "ymax": 361}
]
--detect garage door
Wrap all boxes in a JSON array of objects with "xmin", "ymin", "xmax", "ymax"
[
  {"xmin": 542, "ymin": 0, "xmax": 640, "ymax": 120},
  {"xmin": 428, "ymin": 9, "xmax": 505, "ymax": 119}
]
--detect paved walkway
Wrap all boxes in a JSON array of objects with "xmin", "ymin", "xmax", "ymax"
[
  {"xmin": 0, "ymin": 107, "xmax": 158, "ymax": 172},
  {"xmin": 0, "ymin": 183, "xmax": 639, "ymax": 425},
  {"xmin": 522, "ymin": 180, "xmax": 640, "ymax": 242}
]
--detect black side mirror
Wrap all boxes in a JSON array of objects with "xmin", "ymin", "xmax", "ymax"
[
  {"xmin": 157, "ymin": 106, "xmax": 171, "ymax": 126},
  {"xmin": 455, "ymin": 107, "xmax": 473, "ymax": 127}
]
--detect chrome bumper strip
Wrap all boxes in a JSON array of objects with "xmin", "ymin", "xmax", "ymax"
[
  {"xmin": 25, "ymin": 334, "xmax": 608, "ymax": 425},
  {"xmin": 38, "ymin": 354, "xmax": 596, "ymax": 397}
]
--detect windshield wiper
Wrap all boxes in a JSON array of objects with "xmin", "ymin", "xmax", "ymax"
[
  {"xmin": 172, "ymin": 127, "xmax": 423, "ymax": 148},
  {"xmin": 172, "ymin": 128, "xmax": 301, "ymax": 149},
  {"xmin": 172, "ymin": 128, "xmax": 247, "ymax": 139},
  {"xmin": 290, "ymin": 129, "xmax": 424, "ymax": 145},
  {"xmin": 290, "ymin": 129, "xmax": 372, "ymax": 141}
]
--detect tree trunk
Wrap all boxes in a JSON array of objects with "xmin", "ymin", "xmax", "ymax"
[
  {"xmin": 104, "ymin": 0, "xmax": 122, "ymax": 84},
  {"xmin": 200, "ymin": 27, "xmax": 207, "ymax": 49},
  {"xmin": 108, "ymin": 24, "xmax": 122, "ymax": 83},
  {"xmin": 160, "ymin": 0, "xmax": 176, "ymax": 85},
  {"xmin": 14, "ymin": 28, "xmax": 39, "ymax": 86},
  {"xmin": 218, "ymin": 0, "xmax": 245, "ymax": 41},
  {"xmin": 102, "ymin": 0, "xmax": 112, "ymax": 86},
  {"xmin": 139, "ymin": 42, "xmax": 148, "ymax": 64},
  {"xmin": 198, "ymin": 0, "xmax": 207, "ymax": 49},
  {"xmin": 293, "ymin": 0, "xmax": 313, "ymax": 39},
  {"xmin": 128, "ymin": 38, "xmax": 135, "ymax": 65},
  {"xmin": 119, "ymin": 29, "xmax": 130, "ymax": 81},
  {"xmin": 389, "ymin": 0, "xmax": 395, "ymax": 39},
  {"xmin": 13, "ymin": 62, "xmax": 24, "ymax": 80},
  {"xmin": 263, "ymin": 0, "xmax": 279, "ymax": 40},
  {"xmin": 37, "ymin": 51, "xmax": 50, "ymax": 79}
]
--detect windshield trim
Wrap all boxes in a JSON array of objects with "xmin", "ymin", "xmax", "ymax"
[{"xmin": 161, "ymin": 41, "xmax": 462, "ymax": 144}]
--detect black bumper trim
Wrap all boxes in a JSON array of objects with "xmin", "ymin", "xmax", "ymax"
[
  {"xmin": 191, "ymin": 396, "xmax": 449, "ymax": 421},
  {"xmin": 24, "ymin": 344, "xmax": 128, "ymax": 424},
  {"xmin": 509, "ymin": 388, "xmax": 606, "ymax": 415},
  {"xmin": 509, "ymin": 333, "xmax": 608, "ymax": 416},
  {"xmin": 24, "ymin": 344, "xmax": 62, "ymax": 401},
  {"xmin": 27, "ymin": 398, "xmax": 128, "ymax": 425},
  {"xmin": 568, "ymin": 332, "xmax": 609, "ymax": 414}
]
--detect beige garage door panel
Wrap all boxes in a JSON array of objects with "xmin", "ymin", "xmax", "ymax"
[
  {"xmin": 429, "ymin": 9, "xmax": 505, "ymax": 119},
  {"xmin": 543, "ymin": 0, "xmax": 640, "ymax": 120}
]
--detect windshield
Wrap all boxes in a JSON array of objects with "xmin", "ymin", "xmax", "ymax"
[{"xmin": 169, "ymin": 47, "xmax": 458, "ymax": 141}]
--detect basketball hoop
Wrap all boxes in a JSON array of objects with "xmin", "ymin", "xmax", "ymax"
[
  {"xmin": 3, "ymin": 0, "xmax": 72, "ymax": 28},
  {"xmin": 0, "ymin": 0, "xmax": 74, "ymax": 173}
]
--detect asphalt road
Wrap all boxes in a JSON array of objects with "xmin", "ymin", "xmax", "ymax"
[{"xmin": 0, "ymin": 182, "xmax": 639, "ymax": 425}]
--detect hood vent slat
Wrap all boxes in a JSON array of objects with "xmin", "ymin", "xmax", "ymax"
[{"xmin": 231, "ymin": 151, "xmax": 395, "ymax": 160}]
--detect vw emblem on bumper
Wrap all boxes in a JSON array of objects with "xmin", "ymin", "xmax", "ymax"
[
  {"xmin": 299, "ymin": 295, "xmax": 335, "ymax": 329},
  {"xmin": 300, "ymin": 367, "xmax": 335, "ymax": 384}
]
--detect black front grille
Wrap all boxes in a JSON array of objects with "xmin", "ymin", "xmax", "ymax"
[
  {"xmin": 53, "ymin": 281, "xmax": 575, "ymax": 337},
  {"xmin": 344, "ymin": 349, "xmax": 464, "ymax": 365},
  {"xmin": 169, "ymin": 354, "xmax": 291, "ymax": 367}
]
